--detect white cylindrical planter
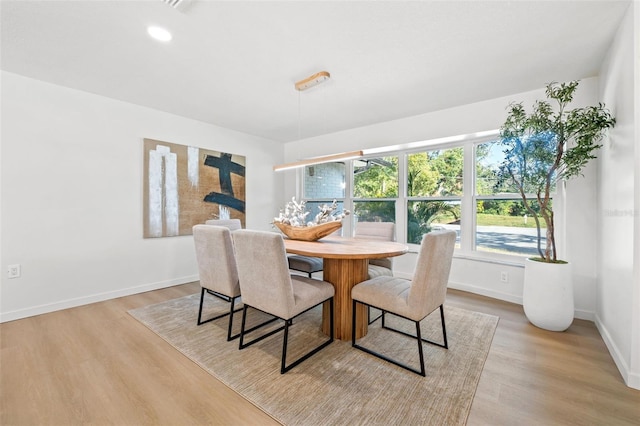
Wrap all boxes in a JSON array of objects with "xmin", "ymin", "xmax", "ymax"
[{"xmin": 522, "ymin": 258, "xmax": 574, "ymax": 331}]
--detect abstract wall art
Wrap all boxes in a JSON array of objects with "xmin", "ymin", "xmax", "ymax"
[{"xmin": 143, "ymin": 138, "xmax": 246, "ymax": 238}]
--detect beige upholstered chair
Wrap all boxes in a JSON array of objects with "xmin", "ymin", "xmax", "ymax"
[
  {"xmin": 287, "ymin": 254, "xmax": 324, "ymax": 278},
  {"xmin": 205, "ymin": 218, "xmax": 242, "ymax": 231},
  {"xmin": 351, "ymin": 230, "xmax": 456, "ymax": 376},
  {"xmin": 354, "ymin": 222, "xmax": 396, "ymax": 279},
  {"xmin": 233, "ymin": 229, "xmax": 335, "ymax": 374},
  {"xmin": 193, "ymin": 224, "xmax": 243, "ymax": 340},
  {"xmin": 354, "ymin": 221, "xmax": 396, "ymax": 323}
]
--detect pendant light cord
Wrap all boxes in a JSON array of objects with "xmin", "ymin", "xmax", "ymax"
[{"xmin": 298, "ymin": 90, "xmax": 301, "ymax": 141}]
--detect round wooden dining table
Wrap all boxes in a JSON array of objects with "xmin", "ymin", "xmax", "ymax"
[{"xmin": 284, "ymin": 236, "xmax": 408, "ymax": 341}]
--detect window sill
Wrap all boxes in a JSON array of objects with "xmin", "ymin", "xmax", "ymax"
[
  {"xmin": 404, "ymin": 246, "xmax": 526, "ymax": 268},
  {"xmin": 453, "ymin": 252, "xmax": 526, "ymax": 268}
]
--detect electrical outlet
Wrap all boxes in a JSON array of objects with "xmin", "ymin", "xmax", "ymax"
[
  {"xmin": 500, "ymin": 271, "xmax": 508, "ymax": 283},
  {"xmin": 8, "ymin": 264, "xmax": 21, "ymax": 279}
]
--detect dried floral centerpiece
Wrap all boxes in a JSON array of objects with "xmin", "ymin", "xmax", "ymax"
[{"xmin": 273, "ymin": 198, "xmax": 349, "ymax": 241}]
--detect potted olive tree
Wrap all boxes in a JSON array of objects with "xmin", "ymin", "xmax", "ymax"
[{"xmin": 498, "ymin": 80, "xmax": 615, "ymax": 331}]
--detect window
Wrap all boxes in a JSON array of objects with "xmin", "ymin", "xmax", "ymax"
[
  {"xmin": 407, "ymin": 148, "xmax": 463, "ymax": 245},
  {"xmin": 303, "ymin": 163, "xmax": 347, "ymax": 226},
  {"xmin": 353, "ymin": 156, "xmax": 398, "ymax": 226},
  {"xmin": 298, "ymin": 132, "xmax": 555, "ymax": 260},
  {"xmin": 474, "ymin": 140, "xmax": 550, "ymax": 257}
]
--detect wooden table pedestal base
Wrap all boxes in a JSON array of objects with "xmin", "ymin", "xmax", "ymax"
[{"xmin": 321, "ymin": 258, "xmax": 368, "ymax": 341}]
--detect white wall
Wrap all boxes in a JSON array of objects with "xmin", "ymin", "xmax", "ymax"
[
  {"xmin": 597, "ymin": 3, "xmax": 639, "ymax": 389},
  {"xmin": 284, "ymin": 79, "xmax": 603, "ymax": 320},
  {"xmin": 0, "ymin": 71, "xmax": 284, "ymax": 322}
]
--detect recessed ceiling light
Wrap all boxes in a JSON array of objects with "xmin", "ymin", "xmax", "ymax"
[{"xmin": 147, "ymin": 26, "xmax": 172, "ymax": 42}]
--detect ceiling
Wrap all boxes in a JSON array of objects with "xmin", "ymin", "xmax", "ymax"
[{"xmin": 1, "ymin": 0, "xmax": 630, "ymax": 143}]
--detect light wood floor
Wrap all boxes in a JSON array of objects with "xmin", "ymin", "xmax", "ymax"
[{"xmin": 1, "ymin": 282, "xmax": 638, "ymax": 425}]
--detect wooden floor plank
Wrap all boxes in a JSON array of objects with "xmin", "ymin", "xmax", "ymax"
[
  {"xmin": 1, "ymin": 283, "xmax": 638, "ymax": 425},
  {"xmin": 445, "ymin": 290, "xmax": 640, "ymax": 425}
]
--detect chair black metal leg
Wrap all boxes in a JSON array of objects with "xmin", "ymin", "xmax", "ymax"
[
  {"xmin": 197, "ymin": 287, "xmax": 206, "ymax": 325},
  {"xmin": 352, "ymin": 300, "xmax": 357, "ymax": 346},
  {"xmin": 238, "ymin": 299, "xmax": 334, "ymax": 373},
  {"xmin": 208, "ymin": 289, "xmax": 232, "ymax": 303},
  {"xmin": 226, "ymin": 297, "xmax": 238, "ymax": 341},
  {"xmin": 281, "ymin": 319, "xmax": 290, "ymax": 373},
  {"xmin": 198, "ymin": 288, "xmax": 239, "ymax": 326},
  {"xmin": 197, "ymin": 289, "xmax": 243, "ymax": 339},
  {"xmin": 382, "ymin": 304, "xmax": 448, "ymax": 349},
  {"xmin": 440, "ymin": 304, "xmax": 448, "ymax": 349},
  {"xmin": 238, "ymin": 305, "xmax": 249, "ymax": 348},
  {"xmin": 238, "ymin": 305, "xmax": 283, "ymax": 350},
  {"xmin": 280, "ymin": 297, "xmax": 334, "ymax": 374},
  {"xmin": 352, "ymin": 300, "xmax": 446, "ymax": 376},
  {"xmin": 415, "ymin": 320, "xmax": 426, "ymax": 376},
  {"xmin": 329, "ymin": 296, "xmax": 335, "ymax": 340}
]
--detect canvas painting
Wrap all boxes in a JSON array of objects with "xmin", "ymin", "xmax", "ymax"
[{"xmin": 143, "ymin": 138, "xmax": 246, "ymax": 238}]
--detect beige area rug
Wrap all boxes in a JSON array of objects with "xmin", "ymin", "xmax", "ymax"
[{"xmin": 129, "ymin": 293, "xmax": 498, "ymax": 425}]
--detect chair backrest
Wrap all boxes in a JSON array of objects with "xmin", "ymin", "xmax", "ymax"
[
  {"xmin": 354, "ymin": 222, "xmax": 396, "ymax": 269},
  {"xmin": 408, "ymin": 230, "xmax": 456, "ymax": 317},
  {"xmin": 192, "ymin": 224, "xmax": 240, "ymax": 298},
  {"xmin": 204, "ymin": 219, "xmax": 242, "ymax": 231},
  {"xmin": 354, "ymin": 222, "xmax": 395, "ymax": 241},
  {"xmin": 232, "ymin": 230, "xmax": 295, "ymax": 319}
]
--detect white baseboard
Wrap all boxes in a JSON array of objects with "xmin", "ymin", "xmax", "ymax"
[
  {"xmin": 595, "ymin": 314, "xmax": 640, "ymax": 390},
  {"xmin": 395, "ymin": 273, "xmax": 524, "ymax": 306},
  {"xmin": 574, "ymin": 309, "xmax": 596, "ymax": 321},
  {"xmin": 0, "ymin": 275, "xmax": 198, "ymax": 323},
  {"xmin": 447, "ymin": 280, "xmax": 524, "ymax": 306},
  {"xmin": 629, "ymin": 371, "xmax": 640, "ymax": 390},
  {"xmin": 395, "ymin": 274, "xmax": 596, "ymax": 322}
]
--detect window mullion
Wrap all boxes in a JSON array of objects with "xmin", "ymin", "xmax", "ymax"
[
  {"xmin": 461, "ymin": 144, "xmax": 475, "ymax": 252},
  {"xmin": 344, "ymin": 159, "xmax": 354, "ymax": 237},
  {"xmin": 396, "ymin": 152, "xmax": 407, "ymax": 243}
]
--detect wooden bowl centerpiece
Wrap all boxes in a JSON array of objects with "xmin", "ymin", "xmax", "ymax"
[{"xmin": 274, "ymin": 221, "xmax": 342, "ymax": 242}]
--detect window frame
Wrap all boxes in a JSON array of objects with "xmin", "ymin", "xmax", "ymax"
[{"xmin": 299, "ymin": 132, "xmax": 560, "ymax": 264}]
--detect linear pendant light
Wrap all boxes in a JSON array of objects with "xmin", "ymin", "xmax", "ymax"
[{"xmin": 273, "ymin": 150, "xmax": 363, "ymax": 172}]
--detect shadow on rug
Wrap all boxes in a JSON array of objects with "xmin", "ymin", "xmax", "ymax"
[{"xmin": 129, "ymin": 293, "xmax": 498, "ymax": 425}]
